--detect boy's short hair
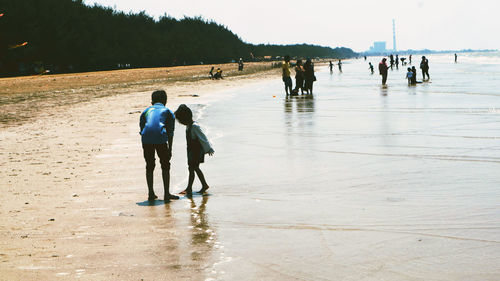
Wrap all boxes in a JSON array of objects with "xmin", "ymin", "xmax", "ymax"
[
  {"xmin": 284, "ymin": 55, "xmax": 290, "ymax": 62},
  {"xmin": 151, "ymin": 90, "xmax": 167, "ymax": 105},
  {"xmin": 175, "ymin": 104, "xmax": 193, "ymax": 125}
]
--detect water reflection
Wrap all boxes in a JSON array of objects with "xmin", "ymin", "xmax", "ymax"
[{"xmin": 188, "ymin": 195, "xmax": 215, "ymax": 262}]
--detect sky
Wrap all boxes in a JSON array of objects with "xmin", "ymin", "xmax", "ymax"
[{"xmin": 84, "ymin": 0, "xmax": 498, "ymax": 52}]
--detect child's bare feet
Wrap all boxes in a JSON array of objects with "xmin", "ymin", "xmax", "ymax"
[{"xmin": 197, "ymin": 185, "xmax": 209, "ymax": 194}]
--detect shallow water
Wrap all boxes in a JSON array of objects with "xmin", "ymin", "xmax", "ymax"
[{"xmin": 174, "ymin": 52, "xmax": 500, "ymax": 280}]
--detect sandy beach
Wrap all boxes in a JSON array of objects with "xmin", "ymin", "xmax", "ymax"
[
  {"xmin": 0, "ymin": 63, "xmax": 281, "ymax": 280},
  {"xmin": 1, "ymin": 54, "xmax": 500, "ymax": 281}
]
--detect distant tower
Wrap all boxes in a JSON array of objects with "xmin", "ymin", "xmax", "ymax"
[{"xmin": 392, "ymin": 19, "xmax": 397, "ymax": 52}]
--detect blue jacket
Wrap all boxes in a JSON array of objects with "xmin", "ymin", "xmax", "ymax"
[{"xmin": 139, "ymin": 103, "xmax": 175, "ymax": 144}]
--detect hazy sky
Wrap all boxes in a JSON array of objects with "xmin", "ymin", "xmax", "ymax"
[{"xmin": 84, "ymin": 0, "xmax": 498, "ymax": 52}]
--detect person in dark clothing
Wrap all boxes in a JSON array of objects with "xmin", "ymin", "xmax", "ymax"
[
  {"xmin": 420, "ymin": 56, "xmax": 430, "ymax": 80},
  {"xmin": 175, "ymin": 104, "xmax": 215, "ymax": 197},
  {"xmin": 389, "ymin": 54, "xmax": 394, "ymax": 69},
  {"xmin": 395, "ymin": 54, "xmax": 399, "ymax": 69},
  {"xmin": 295, "ymin": 59, "xmax": 305, "ymax": 94},
  {"xmin": 329, "ymin": 61, "xmax": 333, "ymax": 73},
  {"xmin": 238, "ymin": 58, "xmax": 244, "ymax": 71},
  {"xmin": 455, "ymin": 53, "xmax": 458, "ymax": 63},
  {"xmin": 303, "ymin": 59, "xmax": 315, "ymax": 94},
  {"xmin": 411, "ymin": 66, "xmax": 418, "ymax": 84},
  {"xmin": 139, "ymin": 90, "xmax": 179, "ymax": 202},
  {"xmin": 369, "ymin": 62, "xmax": 374, "ymax": 74},
  {"xmin": 409, "ymin": 54, "xmax": 412, "ymax": 64},
  {"xmin": 379, "ymin": 58, "xmax": 389, "ymax": 85},
  {"xmin": 209, "ymin": 67, "xmax": 214, "ymax": 79},
  {"xmin": 214, "ymin": 68, "xmax": 223, "ymax": 79},
  {"xmin": 338, "ymin": 59, "xmax": 342, "ymax": 72}
]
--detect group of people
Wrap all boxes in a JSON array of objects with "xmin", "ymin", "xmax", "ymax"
[
  {"xmin": 139, "ymin": 90, "xmax": 215, "ymax": 202},
  {"xmin": 282, "ymin": 55, "xmax": 316, "ymax": 95},
  {"xmin": 378, "ymin": 55, "xmax": 430, "ymax": 85},
  {"xmin": 328, "ymin": 60, "xmax": 342, "ymax": 73}
]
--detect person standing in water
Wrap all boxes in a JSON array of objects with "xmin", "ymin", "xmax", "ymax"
[
  {"xmin": 369, "ymin": 62, "xmax": 374, "ymax": 74},
  {"xmin": 406, "ymin": 67, "xmax": 415, "ymax": 85},
  {"xmin": 411, "ymin": 66, "xmax": 418, "ymax": 84},
  {"xmin": 295, "ymin": 59, "xmax": 305, "ymax": 94},
  {"xmin": 455, "ymin": 53, "xmax": 458, "ymax": 63},
  {"xmin": 282, "ymin": 55, "xmax": 293, "ymax": 96},
  {"xmin": 420, "ymin": 56, "xmax": 430, "ymax": 80},
  {"xmin": 389, "ymin": 54, "xmax": 394, "ymax": 69},
  {"xmin": 379, "ymin": 58, "xmax": 389, "ymax": 85},
  {"xmin": 175, "ymin": 105, "xmax": 214, "ymax": 197},
  {"xmin": 338, "ymin": 59, "xmax": 342, "ymax": 72},
  {"xmin": 303, "ymin": 58, "xmax": 315, "ymax": 94},
  {"xmin": 139, "ymin": 90, "xmax": 179, "ymax": 202},
  {"xmin": 329, "ymin": 61, "xmax": 333, "ymax": 73},
  {"xmin": 395, "ymin": 54, "xmax": 399, "ymax": 69},
  {"xmin": 409, "ymin": 54, "xmax": 412, "ymax": 64}
]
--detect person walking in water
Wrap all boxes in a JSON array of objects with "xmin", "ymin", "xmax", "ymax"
[
  {"xmin": 389, "ymin": 54, "xmax": 394, "ymax": 69},
  {"xmin": 409, "ymin": 54, "xmax": 412, "ymax": 64},
  {"xmin": 139, "ymin": 90, "xmax": 179, "ymax": 202},
  {"xmin": 420, "ymin": 56, "xmax": 430, "ymax": 80},
  {"xmin": 379, "ymin": 58, "xmax": 389, "ymax": 85},
  {"xmin": 175, "ymin": 104, "xmax": 215, "ymax": 197},
  {"xmin": 455, "ymin": 53, "xmax": 458, "ymax": 63},
  {"xmin": 329, "ymin": 61, "xmax": 333, "ymax": 73},
  {"xmin": 338, "ymin": 59, "xmax": 342, "ymax": 72},
  {"xmin": 295, "ymin": 59, "xmax": 305, "ymax": 94},
  {"xmin": 282, "ymin": 55, "xmax": 293, "ymax": 96},
  {"xmin": 303, "ymin": 58, "xmax": 315, "ymax": 94},
  {"xmin": 369, "ymin": 62, "xmax": 374, "ymax": 74},
  {"xmin": 395, "ymin": 54, "xmax": 399, "ymax": 69}
]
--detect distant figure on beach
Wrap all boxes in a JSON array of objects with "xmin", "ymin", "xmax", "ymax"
[
  {"xmin": 406, "ymin": 67, "xmax": 415, "ymax": 85},
  {"xmin": 238, "ymin": 58, "xmax": 244, "ymax": 71},
  {"xmin": 209, "ymin": 67, "xmax": 214, "ymax": 79},
  {"xmin": 401, "ymin": 57, "xmax": 406, "ymax": 65},
  {"xmin": 364, "ymin": 55, "xmax": 367, "ymax": 61},
  {"xmin": 379, "ymin": 58, "xmax": 389, "ymax": 85},
  {"xmin": 295, "ymin": 59, "xmax": 305, "ymax": 94},
  {"xmin": 455, "ymin": 53, "xmax": 458, "ymax": 63},
  {"xmin": 282, "ymin": 55, "xmax": 293, "ymax": 95},
  {"xmin": 420, "ymin": 56, "xmax": 430, "ymax": 80},
  {"xmin": 139, "ymin": 90, "xmax": 179, "ymax": 202},
  {"xmin": 214, "ymin": 68, "xmax": 223, "ymax": 79},
  {"xmin": 409, "ymin": 54, "xmax": 412, "ymax": 64},
  {"xmin": 389, "ymin": 54, "xmax": 394, "ymax": 69},
  {"xmin": 338, "ymin": 59, "xmax": 342, "ymax": 72},
  {"xmin": 369, "ymin": 62, "xmax": 374, "ymax": 74},
  {"xmin": 303, "ymin": 58, "xmax": 315, "ymax": 94},
  {"xmin": 329, "ymin": 61, "xmax": 333, "ymax": 73},
  {"xmin": 175, "ymin": 104, "xmax": 214, "ymax": 197},
  {"xmin": 395, "ymin": 54, "xmax": 399, "ymax": 69}
]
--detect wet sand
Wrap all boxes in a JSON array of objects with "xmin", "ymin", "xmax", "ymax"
[{"xmin": 1, "ymin": 54, "xmax": 500, "ymax": 280}]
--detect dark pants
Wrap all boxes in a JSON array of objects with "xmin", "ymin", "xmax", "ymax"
[
  {"xmin": 381, "ymin": 73, "xmax": 388, "ymax": 85},
  {"xmin": 142, "ymin": 143, "xmax": 171, "ymax": 196},
  {"xmin": 422, "ymin": 69, "xmax": 429, "ymax": 80}
]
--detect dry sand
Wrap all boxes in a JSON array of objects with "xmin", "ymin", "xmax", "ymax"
[{"xmin": 0, "ymin": 63, "xmax": 280, "ymax": 280}]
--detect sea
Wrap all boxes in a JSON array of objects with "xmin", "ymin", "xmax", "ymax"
[{"xmin": 169, "ymin": 51, "xmax": 500, "ymax": 280}]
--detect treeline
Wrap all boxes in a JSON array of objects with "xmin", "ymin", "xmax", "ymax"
[{"xmin": 0, "ymin": 0, "xmax": 357, "ymax": 77}]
